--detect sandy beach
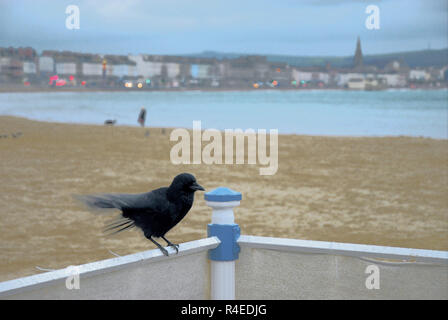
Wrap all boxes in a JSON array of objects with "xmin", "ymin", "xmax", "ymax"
[{"xmin": 0, "ymin": 115, "xmax": 447, "ymax": 281}]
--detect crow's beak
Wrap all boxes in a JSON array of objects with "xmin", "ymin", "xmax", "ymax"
[{"xmin": 190, "ymin": 182, "xmax": 205, "ymax": 191}]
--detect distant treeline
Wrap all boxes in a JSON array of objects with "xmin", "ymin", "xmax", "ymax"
[{"xmin": 187, "ymin": 48, "xmax": 448, "ymax": 68}]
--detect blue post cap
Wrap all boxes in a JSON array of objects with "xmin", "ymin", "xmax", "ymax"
[{"xmin": 204, "ymin": 187, "xmax": 242, "ymax": 202}]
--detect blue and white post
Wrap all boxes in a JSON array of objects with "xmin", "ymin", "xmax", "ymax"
[{"xmin": 205, "ymin": 187, "xmax": 242, "ymax": 300}]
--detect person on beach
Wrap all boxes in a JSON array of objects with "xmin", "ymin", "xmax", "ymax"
[
  {"xmin": 138, "ymin": 107, "xmax": 146, "ymax": 127},
  {"xmin": 138, "ymin": 107, "xmax": 150, "ymax": 136}
]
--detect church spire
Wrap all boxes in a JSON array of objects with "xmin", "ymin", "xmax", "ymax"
[{"xmin": 354, "ymin": 36, "xmax": 363, "ymax": 68}]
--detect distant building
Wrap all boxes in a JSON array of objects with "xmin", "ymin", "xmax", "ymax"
[
  {"xmin": 222, "ymin": 56, "xmax": 267, "ymax": 80},
  {"xmin": 378, "ymin": 73, "xmax": 407, "ymax": 87},
  {"xmin": 336, "ymin": 72, "xmax": 364, "ymax": 87},
  {"xmin": 82, "ymin": 62, "xmax": 103, "ymax": 76},
  {"xmin": 213, "ymin": 57, "xmax": 294, "ymax": 88},
  {"xmin": 0, "ymin": 43, "xmax": 446, "ymax": 89},
  {"xmin": 364, "ymin": 77, "xmax": 386, "ymax": 90},
  {"xmin": 0, "ymin": 47, "xmax": 37, "ymax": 78},
  {"xmin": 0, "ymin": 47, "xmax": 36, "ymax": 60},
  {"xmin": 347, "ymin": 76, "xmax": 385, "ymax": 90},
  {"xmin": 55, "ymin": 62, "xmax": 76, "ymax": 75},
  {"xmin": 129, "ymin": 55, "xmax": 158, "ymax": 78},
  {"xmin": 22, "ymin": 61, "xmax": 36, "ymax": 74},
  {"xmin": 347, "ymin": 77, "xmax": 365, "ymax": 90},
  {"xmin": 427, "ymin": 67, "xmax": 445, "ymax": 81},
  {"xmin": 292, "ymin": 68, "xmax": 330, "ymax": 85},
  {"xmin": 164, "ymin": 62, "xmax": 181, "ymax": 79},
  {"xmin": 191, "ymin": 64, "xmax": 213, "ymax": 79},
  {"xmin": 101, "ymin": 55, "xmax": 136, "ymax": 78},
  {"xmin": 108, "ymin": 64, "xmax": 136, "ymax": 78},
  {"xmin": 353, "ymin": 36, "xmax": 363, "ymax": 69},
  {"xmin": 129, "ymin": 54, "xmax": 180, "ymax": 79},
  {"xmin": 409, "ymin": 69, "xmax": 430, "ymax": 82},
  {"xmin": 0, "ymin": 57, "xmax": 11, "ymax": 74},
  {"xmin": 0, "ymin": 58, "xmax": 23, "ymax": 77},
  {"xmin": 42, "ymin": 51, "xmax": 81, "ymax": 76},
  {"xmin": 292, "ymin": 69, "xmax": 313, "ymax": 82},
  {"xmin": 38, "ymin": 51, "xmax": 136, "ymax": 81},
  {"xmin": 78, "ymin": 54, "xmax": 103, "ymax": 77},
  {"xmin": 266, "ymin": 63, "xmax": 292, "ymax": 85},
  {"xmin": 441, "ymin": 66, "xmax": 448, "ymax": 81},
  {"xmin": 38, "ymin": 56, "xmax": 54, "ymax": 73}
]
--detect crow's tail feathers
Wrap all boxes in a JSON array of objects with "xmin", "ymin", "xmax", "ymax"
[
  {"xmin": 73, "ymin": 193, "xmax": 140, "ymax": 212},
  {"xmin": 73, "ymin": 194, "xmax": 119, "ymax": 212},
  {"xmin": 73, "ymin": 193, "xmax": 137, "ymax": 235},
  {"xmin": 103, "ymin": 217, "xmax": 136, "ymax": 235}
]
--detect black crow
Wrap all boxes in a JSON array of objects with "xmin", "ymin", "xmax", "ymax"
[{"xmin": 75, "ymin": 173, "xmax": 204, "ymax": 256}]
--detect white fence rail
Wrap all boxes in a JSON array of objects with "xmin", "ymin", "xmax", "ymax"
[
  {"xmin": 0, "ymin": 238, "xmax": 219, "ymax": 299},
  {"xmin": 238, "ymin": 235, "xmax": 448, "ymax": 264},
  {"xmin": 236, "ymin": 235, "xmax": 448, "ymax": 300},
  {"xmin": 1, "ymin": 235, "xmax": 447, "ymax": 300}
]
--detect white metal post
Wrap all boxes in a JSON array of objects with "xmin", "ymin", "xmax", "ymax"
[{"xmin": 205, "ymin": 188, "xmax": 242, "ymax": 300}]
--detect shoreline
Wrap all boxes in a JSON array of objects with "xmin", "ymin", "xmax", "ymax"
[
  {"xmin": 0, "ymin": 115, "xmax": 444, "ymax": 141},
  {"xmin": 1, "ymin": 86, "xmax": 447, "ymax": 94},
  {"xmin": 0, "ymin": 87, "xmax": 343, "ymax": 94}
]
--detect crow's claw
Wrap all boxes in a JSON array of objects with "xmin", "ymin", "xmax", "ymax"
[
  {"xmin": 161, "ymin": 236, "xmax": 180, "ymax": 254},
  {"xmin": 169, "ymin": 243, "xmax": 179, "ymax": 254},
  {"xmin": 160, "ymin": 247, "xmax": 169, "ymax": 256}
]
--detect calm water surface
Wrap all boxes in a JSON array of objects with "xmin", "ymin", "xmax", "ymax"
[{"xmin": 0, "ymin": 89, "xmax": 446, "ymax": 138}]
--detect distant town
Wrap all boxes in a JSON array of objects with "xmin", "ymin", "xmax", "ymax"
[{"xmin": 1, "ymin": 37, "xmax": 447, "ymax": 91}]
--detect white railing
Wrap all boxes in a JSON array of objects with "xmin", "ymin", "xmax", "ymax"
[
  {"xmin": 1, "ymin": 187, "xmax": 447, "ymax": 300},
  {"xmin": 1, "ymin": 235, "xmax": 447, "ymax": 300},
  {"xmin": 236, "ymin": 235, "xmax": 448, "ymax": 300},
  {"xmin": 238, "ymin": 235, "xmax": 448, "ymax": 264},
  {"xmin": 0, "ymin": 238, "xmax": 220, "ymax": 299}
]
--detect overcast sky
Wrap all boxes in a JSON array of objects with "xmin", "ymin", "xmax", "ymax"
[{"xmin": 0, "ymin": 0, "xmax": 446, "ymax": 56}]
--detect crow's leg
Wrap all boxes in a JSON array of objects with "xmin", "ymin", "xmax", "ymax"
[
  {"xmin": 146, "ymin": 235, "xmax": 169, "ymax": 256},
  {"xmin": 161, "ymin": 236, "xmax": 179, "ymax": 254}
]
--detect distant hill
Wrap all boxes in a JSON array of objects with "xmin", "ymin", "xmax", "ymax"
[
  {"xmin": 363, "ymin": 49, "xmax": 448, "ymax": 68},
  {"xmin": 185, "ymin": 48, "xmax": 448, "ymax": 68}
]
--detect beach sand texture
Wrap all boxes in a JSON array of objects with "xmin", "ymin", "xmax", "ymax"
[{"xmin": 0, "ymin": 116, "xmax": 447, "ymax": 281}]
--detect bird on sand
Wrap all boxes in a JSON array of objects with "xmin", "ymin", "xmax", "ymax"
[
  {"xmin": 75, "ymin": 173, "xmax": 205, "ymax": 256},
  {"xmin": 104, "ymin": 119, "xmax": 116, "ymax": 126}
]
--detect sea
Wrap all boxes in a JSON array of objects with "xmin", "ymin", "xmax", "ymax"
[{"xmin": 0, "ymin": 89, "xmax": 447, "ymax": 139}]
